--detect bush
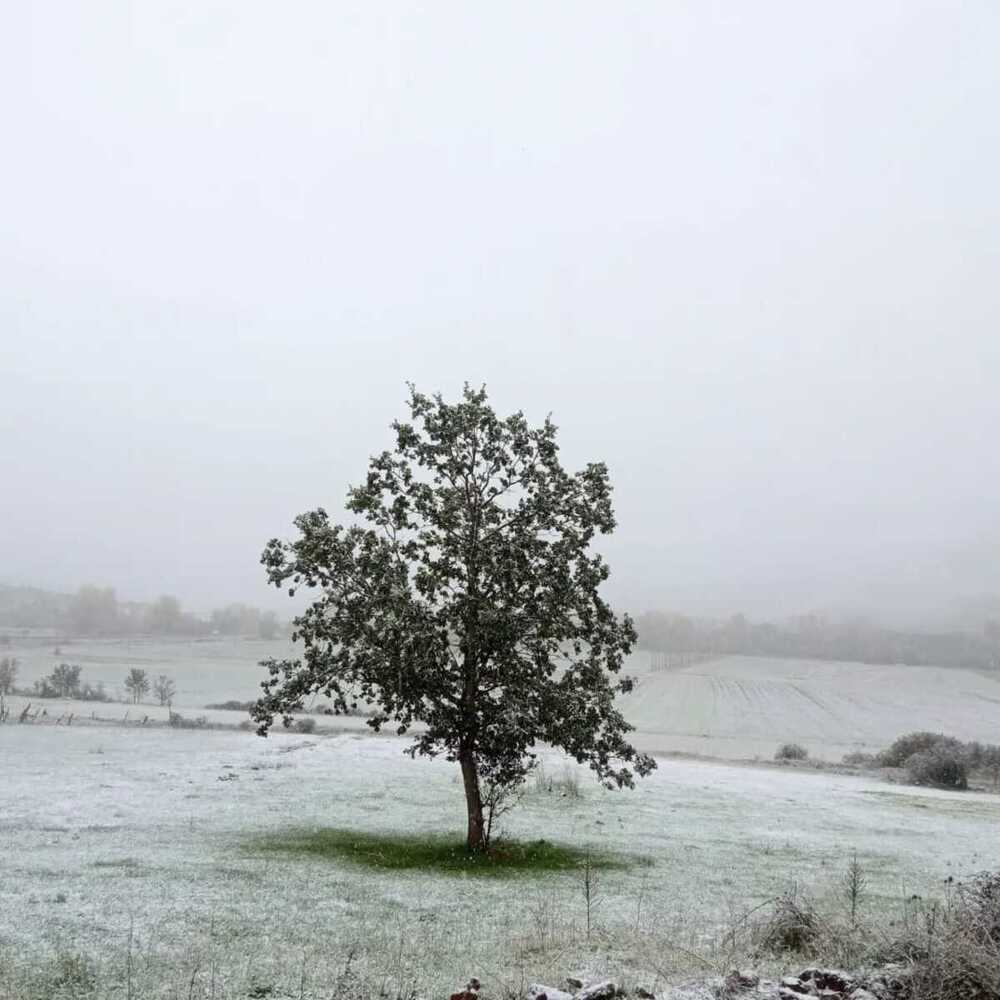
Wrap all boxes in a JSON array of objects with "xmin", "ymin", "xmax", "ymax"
[
  {"xmin": 842, "ymin": 750, "xmax": 878, "ymax": 767},
  {"xmin": 78, "ymin": 681, "xmax": 111, "ymax": 702},
  {"xmin": 907, "ymin": 745, "xmax": 969, "ymax": 789},
  {"xmin": 888, "ymin": 871, "xmax": 1000, "ymax": 1000},
  {"xmin": 47, "ymin": 952, "xmax": 97, "ymax": 993},
  {"xmin": 205, "ymin": 700, "xmax": 254, "ymax": 711},
  {"xmin": 775, "ymin": 742, "xmax": 809, "ymax": 761},
  {"xmin": 293, "ymin": 717, "xmax": 316, "ymax": 734},
  {"xmin": 757, "ymin": 889, "xmax": 821, "ymax": 953},
  {"xmin": 878, "ymin": 731, "xmax": 960, "ymax": 768},
  {"xmin": 168, "ymin": 711, "xmax": 207, "ymax": 729}
]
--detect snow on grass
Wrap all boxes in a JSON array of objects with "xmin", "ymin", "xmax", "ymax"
[
  {"xmin": 621, "ymin": 654, "xmax": 1000, "ymax": 760},
  {"xmin": 4, "ymin": 635, "xmax": 295, "ymax": 709},
  {"xmin": 9, "ymin": 638, "xmax": 1000, "ymax": 761},
  {"xmin": 1, "ymin": 723, "xmax": 998, "ymax": 997},
  {"xmin": 11, "ymin": 638, "xmax": 1000, "ymax": 761}
]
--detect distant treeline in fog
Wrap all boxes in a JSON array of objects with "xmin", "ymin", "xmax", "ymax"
[
  {"xmin": 636, "ymin": 610, "xmax": 1000, "ymax": 670},
  {"xmin": 0, "ymin": 584, "xmax": 282, "ymax": 639}
]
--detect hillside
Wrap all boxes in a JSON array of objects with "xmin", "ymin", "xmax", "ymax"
[{"xmin": 621, "ymin": 653, "xmax": 1000, "ymax": 761}]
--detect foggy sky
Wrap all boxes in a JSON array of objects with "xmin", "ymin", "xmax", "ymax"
[{"xmin": 2, "ymin": 3, "xmax": 998, "ymax": 625}]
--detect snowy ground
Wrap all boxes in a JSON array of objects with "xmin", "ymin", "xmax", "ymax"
[
  {"xmin": 8, "ymin": 638, "xmax": 1000, "ymax": 760},
  {"xmin": 4, "ymin": 635, "xmax": 294, "ymax": 709},
  {"xmin": 621, "ymin": 654, "xmax": 1000, "ymax": 760},
  {"xmin": 1, "ymin": 724, "xmax": 998, "ymax": 998}
]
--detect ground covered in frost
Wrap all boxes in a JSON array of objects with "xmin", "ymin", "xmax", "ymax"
[{"xmin": 1, "ymin": 723, "xmax": 998, "ymax": 998}]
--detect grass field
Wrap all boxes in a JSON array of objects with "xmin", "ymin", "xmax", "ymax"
[{"xmin": 1, "ymin": 723, "xmax": 998, "ymax": 998}]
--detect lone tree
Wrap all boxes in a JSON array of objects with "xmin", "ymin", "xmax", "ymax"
[
  {"xmin": 152, "ymin": 674, "xmax": 176, "ymax": 707},
  {"xmin": 124, "ymin": 668, "xmax": 150, "ymax": 704},
  {"xmin": 0, "ymin": 657, "xmax": 18, "ymax": 694},
  {"xmin": 252, "ymin": 386, "xmax": 655, "ymax": 851}
]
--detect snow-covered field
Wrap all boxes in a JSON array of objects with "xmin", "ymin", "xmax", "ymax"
[
  {"xmin": 5, "ymin": 635, "xmax": 294, "ymax": 709},
  {"xmin": 8, "ymin": 638, "xmax": 1000, "ymax": 760},
  {"xmin": 621, "ymin": 654, "xmax": 1000, "ymax": 760},
  {"xmin": 1, "ymin": 724, "xmax": 998, "ymax": 998}
]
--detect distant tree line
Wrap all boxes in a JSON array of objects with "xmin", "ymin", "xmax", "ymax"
[
  {"xmin": 635, "ymin": 610, "xmax": 1000, "ymax": 671},
  {"xmin": 0, "ymin": 584, "xmax": 282, "ymax": 640}
]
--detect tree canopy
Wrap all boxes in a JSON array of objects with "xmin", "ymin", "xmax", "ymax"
[{"xmin": 252, "ymin": 385, "xmax": 654, "ymax": 850}]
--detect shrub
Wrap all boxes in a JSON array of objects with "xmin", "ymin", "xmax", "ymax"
[
  {"xmin": 878, "ymin": 731, "xmax": 960, "ymax": 768},
  {"xmin": 907, "ymin": 745, "xmax": 969, "ymax": 789},
  {"xmin": 842, "ymin": 750, "xmax": 878, "ymax": 767},
  {"xmin": 757, "ymin": 889, "xmax": 821, "ymax": 953},
  {"xmin": 168, "ymin": 711, "xmax": 207, "ymax": 729},
  {"xmin": 293, "ymin": 717, "xmax": 316, "ymax": 734},
  {"xmin": 78, "ymin": 681, "xmax": 111, "ymax": 702},
  {"xmin": 961, "ymin": 870, "xmax": 1000, "ymax": 945},
  {"xmin": 47, "ymin": 952, "xmax": 97, "ymax": 992},
  {"xmin": 205, "ymin": 700, "xmax": 254, "ymax": 711},
  {"xmin": 887, "ymin": 871, "xmax": 1000, "ymax": 1000},
  {"xmin": 775, "ymin": 742, "xmax": 809, "ymax": 762}
]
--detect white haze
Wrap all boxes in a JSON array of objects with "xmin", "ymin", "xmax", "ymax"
[{"xmin": 1, "ymin": 3, "xmax": 998, "ymax": 626}]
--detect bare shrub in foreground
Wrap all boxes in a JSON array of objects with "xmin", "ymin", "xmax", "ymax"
[
  {"xmin": 894, "ymin": 872, "xmax": 1000, "ymax": 1000},
  {"xmin": 756, "ymin": 889, "xmax": 821, "ymax": 954}
]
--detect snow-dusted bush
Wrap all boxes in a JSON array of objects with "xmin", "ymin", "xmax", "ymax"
[
  {"xmin": 168, "ymin": 711, "xmax": 206, "ymax": 729},
  {"xmin": 775, "ymin": 742, "xmax": 808, "ymax": 761},
  {"xmin": 906, "ymin": 745, "xmax": 969, "ymax": 789},
  {"xmin": 756, "ymin": 889, "xmax": 820, "ymax": 953},
  {"xmin": 877, "ymin": 731, "xmax": 960, "ymax": 768}
]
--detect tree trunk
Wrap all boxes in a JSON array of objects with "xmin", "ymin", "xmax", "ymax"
[{"xmin": 460, "ymin": 752, "xmax": 486, "ymax": 852}]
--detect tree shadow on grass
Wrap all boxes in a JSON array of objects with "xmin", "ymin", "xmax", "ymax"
[{"xmin": 244, "ymin": 828, "xmax": 649, "ymax": 877}]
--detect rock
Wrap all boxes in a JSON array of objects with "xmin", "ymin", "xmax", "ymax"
[
  {"xmin": 450, "ymin": 976, "xmax": 481, "ymax": 1000},
  {"xmin": 635, "ymin": 989, "xmax": 656, "ymax": 999},
  {"xmin": 848, "ymin": 991, "xmax": 877, "ymax": 1000},
  {"xmin": 565, "ymin": 978, "xmax": 585, "ymax": 991},
  {"xmin": 526, "ymin": 985, "xmax": 573, "ymax": 1000},
  {"xmin": 576, "ymin": 983, "xmax": 619, "ymax": 1000},
  {"xmin": 662, "ymin": 982, "xmax": 719, "ymax": 1000},
  {"xmin": 797, "ymin": 970, "xmax": 853, "ymax": 994}
]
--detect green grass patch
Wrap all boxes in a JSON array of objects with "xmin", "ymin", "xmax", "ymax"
[{"xmin": 244, "ymin": 827, "xmax": 645, "ymax": 877}]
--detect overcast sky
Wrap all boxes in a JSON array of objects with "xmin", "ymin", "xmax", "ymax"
[{"xmin": 2, "ymin": 3, "xmax": 998, "ymax": 624}]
